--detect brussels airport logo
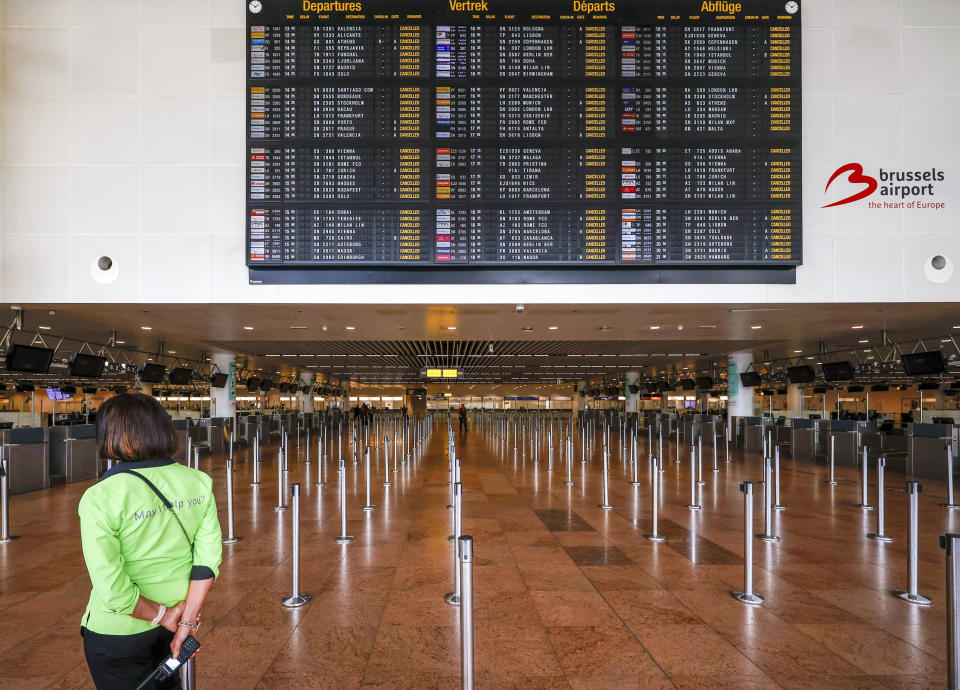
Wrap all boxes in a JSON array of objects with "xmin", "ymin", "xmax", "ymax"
[{"xmin": 824, "ymin": 163, "xmax": 947, "ymax": 210}]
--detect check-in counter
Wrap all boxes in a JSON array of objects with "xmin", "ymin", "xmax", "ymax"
[
  {"xmin": 238, "ymin": 415, "xmax": 260, "ymax": 445},
  {"xmin": 194, "ymin": 418, "xmax": 226, "ymax": 456},
  {"xmin": 908, "ymin": 423, "xmax": 954, "ymax": 479},
  {"xmin": 828, "ymin": 420, "xmax": 859, "ymax": 467},
  {"xmin": 172, "ymin": 419, "xmax": 191, "ymax": 462},
  {"xmin": 742, "ymin": 417, "xmax": 773, "ymax": 456},
  {"xmin": 0, "ymin": 427, "xmax": 49, "ymax": 494},
  {"xmin": 48, "ymin": 424, "xmax": 98, "ymax": 485},
  {"xmin": 791, "ymin": 418, "xmax": 816, "ymax": 463}
]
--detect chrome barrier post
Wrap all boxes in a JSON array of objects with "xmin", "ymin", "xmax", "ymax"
[
  {"xmin": 697, "ymin": 435, "xmax": 705, "ymax": 486},
  {"xmin": 275, "ymin": 448, "xmax": 287, "ymax": 512},
  {"xmin": 250, "ymin": 433, "xmax": 261, "ymax": 486},
  {"xmin": 940, "ymin": 533, "xmax": 960, "ymax": 688},
  {"xmin": 564, "ymin": 437, "xmax": 574, "ymax": 486},
  {"xmin": 757, "ymin": 457, "xmax": 779, "ymax": 542},
  {"xmin": 446, "ymin": 482, "xmax": 462, "ymax": 605},
  {"xmin": 645, "ymin": 457, "xmax": 665, "ymax": 542},
  {"xmin": 383, "ymin": 438, "xmax": 393, "ymax": 487},
  {"xmin": 281, "ymin": 483, "xmax": 311, "ymax": 608},
  {"xmin": 222, "ymin": 460, "xmax": 241, "ymax": 544},
  {"xmin": 826, "ymin": 435, "xmax": 838, "ymax": 485},
  {"xmin": 193, "ymin": 446, "xmax": 200, "ymax": 471},
  {"xmin": 774, "ymin": 445, "xmax": 786, "ymax": 511},
  {"xmin": 732, "ymin": 482, "xmax": 764, "ymax": 605},
  {"xmin": 893, "ymin": 482, "xmax": 932, "ymax": 606},
  {"xmin": 459, "ymin": 535, "xmax": 474, "ymax": 690},
  {"xmin": 362, "ymin": 446, "xmax": 375, "ymax": 511},
  {"xmin": 315, "ymin": 436, "xmax": 325, "ymax": 486},
  {"xmin": 599, "ymin": 445, "xmax": 613, "ymax": 510},
  {"xmin": 305, "ymin": 428, "xmax": 310, "ymax": 465},
  {"xmin": 867, "ymin": 454, "xmax": 893, "ymax": 542},
  {"xmin": 712, "ymin": 429, "xmax": 719, "ymax": 473},
  {"xmin": 335, "ymin": 459, "xmax": 354, "ymax": 544},
  {"xmin": 0, "ymin": 454, "xmax": 18, "ymax": 543},
  {"xmin": 856, "ymin": 446, "xmax": 875, "ymax": 510},
  {"xmin": 186, "ymin": 436, "xmax": 192, "ymax": 468},
  {"xmin": 686, "ymin": 445, "xmax": 701, "ymax": 511},
  {"xmin": 630, "ymin": 434, "xmax": 641, "ymax": 486},
  {"xmin": 942, "ymin": 444, "xmax": 960, "ymax": 509},
  {"xmin": 180, "ymin": 657, "xmax": 195, "ymax": 690}
]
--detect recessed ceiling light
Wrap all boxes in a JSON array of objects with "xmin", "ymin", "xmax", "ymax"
[
  {"xmin": 141, "ymin": 326, "xmax": 152, "ymax": 330},
  {"xmin": 794, "ymin": 350, "xmax": 802, "ymax": 353},
  {"xmin": 289, "ymin": 326, "xmax": 307, "ymax": 330},
  {"xmin": 243, "ymin": 326, "xmax": 254, "ymax": 331},
  {"xmin": 751, "ymin": 325, "xmax": 762, "ymax": 330},
  {"xmin": 548, "ymin": 326, "xmax": 559, "ymax": 330},
  {"xmin": 649, "ymin": 326, "xmax": 660, "ymax": 330},
  {"xmin": 859, "ymin": 339, "xmax": 869, "ymax": 344},
  {"xmin": 168, "ymin": 350, "xmax": 176, "ymax": 354},
  {"xmin": 345, "ymin": 326, "xmax": 356, "ymax": 330},
  {"xmin": 851, "ymin": 325, "xmax": 864, "ymax": 330},
  {"xmin": 523, "ymin": 326, "xmax": 533, "ymax": 331},
  {"xmin": 447, "ymin": 326, "xmax": 457, "ymax": 330},
  {"xmin": 698, "ymin": 325, "xmax": 717, "ymax": 329},
  {"xmin": 38, "ymin": 325, "xmax": 51, "ymax": 330}
]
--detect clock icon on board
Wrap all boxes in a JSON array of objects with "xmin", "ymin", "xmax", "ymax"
[
  {"xmin": 249, "ymin": 0, "xmax": 263, "ymax": 13},
  {"xmin": 785, "ymin": 1, "xmax": 798, "ymax": 13}
]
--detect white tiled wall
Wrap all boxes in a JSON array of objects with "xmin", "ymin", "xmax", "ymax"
[{"xmin": 0, "ymin": 0, "xmax": 958, "ymax": 304}]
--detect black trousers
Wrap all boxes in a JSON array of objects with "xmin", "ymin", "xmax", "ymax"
[{"xmin": 82, "ymin": 626, "xmax": 181, "ymax": 690}]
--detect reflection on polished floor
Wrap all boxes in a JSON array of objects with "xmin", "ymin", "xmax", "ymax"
[{"xmin": 0, "ymin": 420, "xmax": 952, "ymax": 688}]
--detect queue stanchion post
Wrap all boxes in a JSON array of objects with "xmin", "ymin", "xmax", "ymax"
[
  {"xmin": 599, "ymin": 445, "xmax": 613, "ymax": 510},
  {"xmin": 180, "ymin": 657, "xmax": 196, "ymax": 690},
  {"xmin": 193, "ymin": 447, "xmax": 200, "ymax": 471},
  {"xmin": 446, "ymin": 482, "xmax": 463, "ymax": 606},
  {"xmin": 459, "ymin": 535, "xmax": 474, "ymax": 689},
  {"xmin": 893, "ymin": 481, "xmax": 932, "ymax": 606},
  {"xmin": 281, "ymin": 483, "xmax": 311, "ymax": 608},
  {"xmin": 732, "ymin": 482, "xmax": 764, "ymax": 606},
  {"xmin": 867, "ymin": 454, "xmax": 893, "ymax": 542},
  {"xmin": 645, "ymin": 457, "xmax": 666, "ymax": 542},
  {"xmin": 686, "ymin": 445, "xmax": 701, "ymax": 511},
  {"xmin": 856, "ymin": 446, "xmax": 875, "ymax": 510},
  {"xmin": 335, "ymin": 459, "xmax": 354, "ymax": 544},
  {"xmin": 275, "ymin": 448, "xmax": 287, "ymax": 512},
  {"xmin": 222, "ymin": 460, "xmax": 241, "ymax": 544},
  {"xmin": 774, "ymin": 444, "xmax": 786, "ymax": 511},
  {"xmin": 565, "ymin": 436, "xmax": 575, "ymax": 486},
  {"xmin": 942, "ymin": 443, "xmax": 960, "ymax": 509},
  {"xmin": 251, "ymin": 433, "xmax": 261, "ymax": 487},
  {"xmin": 0, "ymin": 452, "xmax": 18, "ymax": 543},
  {"xmin": 757, "ymin": 456, "xmax": 780, "ymax": 543},
  {"xmin": 940, "ymin": 533, "xmax": 960, "ymax": 688},
  {"xmin": 712, "ymin": 429, "xmax": 719, "ymax": 473},
  {"xmin": 697, "ymin": 435, "xmax": 705, "ymax": 486},
  {"xmin": 826, "ymin": 435, "xmax": 838, "ymax": 486},
  {"xmin": 362, "ymin": 446, "xmax": 375, "ymax": 511},
  {"xmin": 186, "ymin": 436, "xmax": 192, "ymax": 468},
  {"xmin": 305, "ymin": 427, "xmax": 310, "ymax": 465},
  {"xmin": 630, "ymin": 434, "xmax": 641, "ymax": 487},
  {"xmin": 315, "ymin": 435, "xmax": 325, "ymax": 486}
]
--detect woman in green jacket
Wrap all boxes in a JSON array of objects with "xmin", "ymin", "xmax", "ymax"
[{"xmin": 79, "ymin": 393, "xmax": 223, "ymax": 689}]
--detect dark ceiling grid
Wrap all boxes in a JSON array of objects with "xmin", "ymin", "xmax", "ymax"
[{"xmin": 205, "ymin": 339, "xmax": 711, "ymax": 385}]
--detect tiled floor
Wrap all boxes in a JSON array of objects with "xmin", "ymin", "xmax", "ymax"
[{"xmin": 0, "ymin": 419, "xmax": 953, "ymax": 688}]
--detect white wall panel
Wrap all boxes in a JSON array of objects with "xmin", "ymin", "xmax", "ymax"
[
  {"xmin": 140, "ymin": 166, "xmax": 208, "ymax": 235},
  {"xmin": 70, "ymin": 96, "xmax": 139, "ymax": 164},
  {"xmin": 69, "ymin": 27, "xmax": 138, "ymax": 95},
  {"xmin": 70, "ymin": 166, "xmax": 140, "ymax": 235},
  {"xmin": 1, "ymin": 97, "xmax": 69, "ymax": 164},
  {"xmin": 0, "ymin": 233, "xmax": 70, "ymax": 301},
  {"xmin": 2, "ymin": 29, "xmax": 69, "ymax": 96},
  {"xmin": 70, "ymin": 0, "xmax": 140, "ymax": 27},
  {"xmin": 835, "ymin": 235, "xmax": 903, "ymax": 301},
  {"xmin": 3, "ymin": 0, "xmax": 69, "ymax": 27},
  {"xmin": 141, "ymin": 96, "xmax": 209, "ymax": 165},
  {"xmin": 140, "ymin": 234, "xmax": 210, "ymax": 301},
  {"xmin": 2, "ymin": 165, "xmax": 69, "ymax": 234}
]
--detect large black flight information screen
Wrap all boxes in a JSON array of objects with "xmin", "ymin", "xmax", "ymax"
[{"xmin": 246, "ymin": 0, "xmax": 801, "ymax": 283}]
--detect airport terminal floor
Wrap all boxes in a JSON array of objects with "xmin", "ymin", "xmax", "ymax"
[{"xmin": 0, "ymin": 414, "xmax": 951, "ymax": 688}]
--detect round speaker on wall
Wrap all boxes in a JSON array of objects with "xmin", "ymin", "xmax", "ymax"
[
  {"xmin": 924, "ymin": 254, "xmax": 954, "ymax": 284},
  {"xmin": 90, "ymin": 255, "xmax": 119, "ymax": 285}
]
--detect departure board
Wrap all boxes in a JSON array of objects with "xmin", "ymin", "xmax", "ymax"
[{"xmin": 246, "ymin": 0, "xmax": 801, "ymax": 279}]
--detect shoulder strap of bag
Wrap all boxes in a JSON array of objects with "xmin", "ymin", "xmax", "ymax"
[{"xmin": 115, "ymin": 469, "xmax": 194, "ymax": 555}]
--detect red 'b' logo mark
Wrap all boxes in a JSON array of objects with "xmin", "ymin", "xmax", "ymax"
[{"xmin": 823, "ymin": 163, "xmax": 878, "ymax": 208}]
